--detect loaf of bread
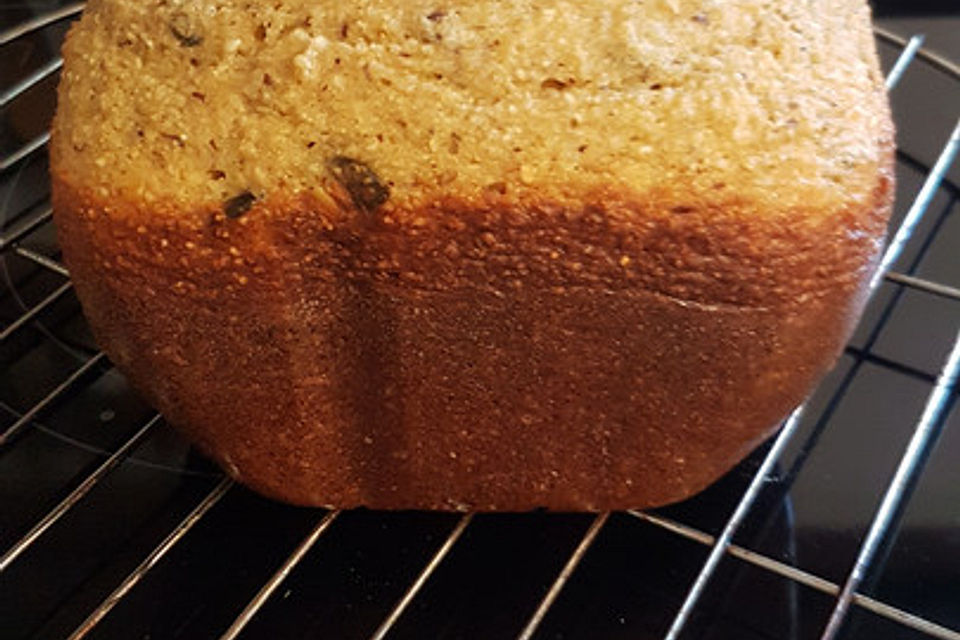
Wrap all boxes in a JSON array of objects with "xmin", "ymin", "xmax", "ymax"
[{"xmin": 51, "ymin": 0, "xmax": 893, "ymax": 510}]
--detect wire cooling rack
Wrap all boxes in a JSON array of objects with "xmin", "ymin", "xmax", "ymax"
[{"xmin": 1, "ymin": 5, "xmax": 959, "ymax": 640}]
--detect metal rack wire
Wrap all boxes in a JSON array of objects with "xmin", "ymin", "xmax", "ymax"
[{"xmin": 1, "ymin": 5, "xmax": 959, "ymax": 640}]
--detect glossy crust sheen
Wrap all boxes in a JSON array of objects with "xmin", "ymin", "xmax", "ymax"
[{"xmin": 52, "ymin": 163, "xmax": 893, "ymax": 510}]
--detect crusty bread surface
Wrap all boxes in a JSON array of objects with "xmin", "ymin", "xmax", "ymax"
[{"xmin": 51, "ymin": 0, "xmax": 894, "ymax": 510}]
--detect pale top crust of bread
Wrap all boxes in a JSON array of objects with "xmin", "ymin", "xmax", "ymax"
[{"xmin": 53, "ymin": 0, "xmax": 891, "ymax": 220}]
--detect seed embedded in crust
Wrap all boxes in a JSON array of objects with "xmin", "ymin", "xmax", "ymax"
[
  {"xmin": 541, "ymin": 77, "xmax": 571, "ymax": 90},
  {"xmin": 326, "ymin": 156, "xmax": 390, "ymax": 212},
  {"xmin": 169, "ymin": 12, "xmax": 203, "ymax": 47},
  {"xmin": 223, "ymin": 191, "xmax": 256, "ymax": 219}
]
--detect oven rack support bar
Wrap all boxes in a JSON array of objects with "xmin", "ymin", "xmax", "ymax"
[
  {"xmin": 630, "ymin": 511, "xmax": 960, "ymax": 640},
  {"xmin": 12, "ymin": 244, "xmax": 70, "ymax": 277},
  {"xmin": 515, "ymin": 512, "xmax": 610, "ymax": 640},
  {"xmin": 884, "ymin": 34, "xmax": 925, "ymax": 89},
  {"xmin": 662, "ymin": 407, "xmax": 808, "ymax": 640},
  {"xmin": 0, "ymin": 2, "xmax": 84, "ymax": 46},
  {"xmin": 1, "ymin": 132, "xmax": 49, "ymax": 172},
  {"xmin": 66, "ymin": 477, "xmax": 234, "ymax": 640},
  {"xmin": 871, "ymin": 119, "xmax": 960, "ymax": 292},
  {"xmin": 874, "ymin": 27, "xmax": 960, "ymax": 81},
  {"xmin": 218, "ymin": 509, "xmax": 341, "ymax": 640},
  {"xmin": 369, "ymin": 513, "xmax": 474, "ymax": 640},
  {"xmin": 0, "ymin": 205, "xmax": 52, "ymax": 251},
  {"xmin": 0, "ymin": 414, "xmax": 162, "ymax": 573},
  {"xmin": 0, "ymin": 351, "xmax": 107, "ymax": 446},
  {"xmin": 821, "ymin": 326, "xmax": 960, "ymax": 639},
  {"xmin": 0, "ymin": 57, "xmax": 62, "ymax": 108},
  {"xmin": 886, "ymin": 271, "xmax": 960, "ymax": 301},
  {"xmin": 0, "ymin": 280, "xmax": 72, "ymax": 341}
]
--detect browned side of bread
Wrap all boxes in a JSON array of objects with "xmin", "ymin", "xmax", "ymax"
[{"xmin": 53, "ymin": 165, "xmax": 892, "ymax": 510}]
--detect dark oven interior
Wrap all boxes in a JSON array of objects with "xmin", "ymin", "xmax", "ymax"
[{"xmin": 1, "ymin": 3, "xmax": 959, "ymax": 640}]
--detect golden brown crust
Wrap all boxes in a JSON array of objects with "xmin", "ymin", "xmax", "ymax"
[{"xmin": 52, "ymin": 151, "xmax": 893, "ymax": 510}]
